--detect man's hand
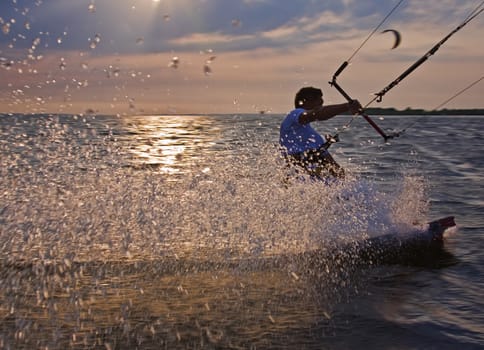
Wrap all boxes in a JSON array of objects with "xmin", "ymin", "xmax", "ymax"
[{"xmin": 348, "ymin": 100, "xmax": 362, "ymax": 114}]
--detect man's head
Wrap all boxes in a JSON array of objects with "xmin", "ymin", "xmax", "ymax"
[{"xmin": 294, "ymin": 87, "xmax": 323, "ymax": 109}]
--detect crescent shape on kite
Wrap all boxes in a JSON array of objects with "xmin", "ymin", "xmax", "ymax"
[{"xmin": 381, "ymin": 29, "xmax": 401, "ymax": 49}]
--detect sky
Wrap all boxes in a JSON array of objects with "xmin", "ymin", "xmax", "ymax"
[{"xmin": 0, "ymin": 0, "xmax": 483, "ymax": 115}]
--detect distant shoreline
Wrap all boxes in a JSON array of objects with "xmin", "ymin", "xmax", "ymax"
[
  {"xmin": 1, "ymin": 108, "xmax": 484, "ymax": 117},
  {"xmin": 348, "ymin": 107, "xmax": 484, "ymax": 116}
]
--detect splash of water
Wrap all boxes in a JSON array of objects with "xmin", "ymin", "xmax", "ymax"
[
  {"xmin": 0, "ymin": 115, "xmax": 430, "ymax": 264},
  {"xmin": 0, "ymin": 114, "xmax": 430, "ymax": 348}
]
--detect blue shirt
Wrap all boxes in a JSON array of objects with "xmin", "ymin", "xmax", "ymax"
[{"xmin": 280, "ymin": 108, "xmax": 326, "ymax": 155}]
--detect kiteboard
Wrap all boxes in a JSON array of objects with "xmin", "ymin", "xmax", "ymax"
[
  {"xmin": 343, "ymin": 216, "xmax": 457, "ymax": 267},
  {"xmin": 293, "ymin": 216, "xmax": 458, "ymax": 272}
]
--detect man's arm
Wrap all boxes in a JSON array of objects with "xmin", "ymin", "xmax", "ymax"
[{"xmin": 299, "ymin": 100, "xmax": 361, "ymax": 124}]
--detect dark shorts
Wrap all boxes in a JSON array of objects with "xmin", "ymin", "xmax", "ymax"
[{"xmin": 285, "ymin": 147, "xmax": 345, "ymax": 179}]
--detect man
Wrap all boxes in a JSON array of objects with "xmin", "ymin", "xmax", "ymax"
[{"xmin": 280, "ymin": 86, "xmax": 361, "ymax": 180}]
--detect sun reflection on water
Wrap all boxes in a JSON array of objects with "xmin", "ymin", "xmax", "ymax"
[{"xmin": 118, "ymin": 115, "xmax": 221, "ymax": 175}]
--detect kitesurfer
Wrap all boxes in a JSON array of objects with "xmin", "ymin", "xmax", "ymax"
[{"xmin": 280, "ymin": 86, "xmax": 361, "ymax": 180}]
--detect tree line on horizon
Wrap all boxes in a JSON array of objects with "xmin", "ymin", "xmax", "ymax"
[{"xmin": 349, "ymin": 107, "xmax": 484, "ymax": 115}]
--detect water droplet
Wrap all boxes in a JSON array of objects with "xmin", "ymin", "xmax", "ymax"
[
  {"xmin": 88, "ymin": 3, "xmax": 96, "ymax": 13},
  {"xmin": 136, "ymin": 37, "xmax": 144, "ymax": 45},
  {"xmin": 0, "ymin": 57, "xmax": 13, "ymax": 70},
  {"xmin": 32, "ymin": 37, "xmax": 41, "ymax": 48},
  {"xmin": 203, "ymin": 64, "xmax": 212, "ymax": 75},
  {"xmin": 89, "ymin": 34, "xmax": 101, "ymax": 49},
  {"xmin": 169, "ymin": 56, "xmax": 179, "ymax": 69},
  {"xmin": 2, "ymin": 23, "xmax": 10, "ymax": 35},
  {"xmin": 105, "ymin": 65, "xmax": 121, "ymax": 78},
  {"xmin": 81, "ymin": 62, "xmax": 89, "ymax": 70}
]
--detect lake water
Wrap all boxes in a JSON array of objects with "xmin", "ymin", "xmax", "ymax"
[{"xmin": 0, "ymin": 113, "xmax": 483, "ymax": 349}]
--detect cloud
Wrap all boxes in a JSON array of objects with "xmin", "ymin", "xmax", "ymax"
[
  {"xmin": 1, "ymin": 0, "xmax": 483, "ymax": 113},
  {"xmin": 169, "ymin": 32, "xmax": 255, "ymax": 47},
  {"xmin": 0, "ymin": 0, "xmax": 398, "ymax": 53}
]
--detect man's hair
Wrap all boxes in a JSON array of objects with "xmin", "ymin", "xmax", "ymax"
[{"xmin": 294, "ymin": 87, "xmax": 322, "ymax": 108}]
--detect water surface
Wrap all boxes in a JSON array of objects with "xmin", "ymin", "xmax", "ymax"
[{"xmin": 1, "ymin": 113, "xmax": 483, "ymax": 349}]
